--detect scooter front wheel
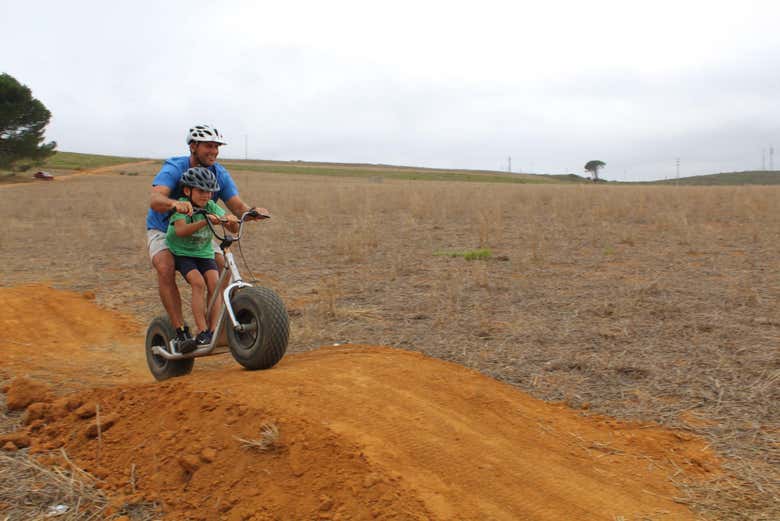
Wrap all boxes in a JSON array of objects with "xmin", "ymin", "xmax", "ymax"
[
  {"xmin": 227, "ymin": 286, "xmax": 289, "ymax": 370},
  {"xmin": 145, "ymin": 316, "xmax": 195, "ymax": 381}
]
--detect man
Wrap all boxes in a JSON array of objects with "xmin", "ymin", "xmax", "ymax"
[{"xmin": 146, "ymin": 124, "xmax": 268, "ymax": 351}]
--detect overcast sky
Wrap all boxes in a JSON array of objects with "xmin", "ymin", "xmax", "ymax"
[{"xmin": 3, "ymin": 0, "xmax": 780, "ymax": 181}]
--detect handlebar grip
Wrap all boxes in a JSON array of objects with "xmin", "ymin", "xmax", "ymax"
[{"xmin": 248, "ymin": 208, "xmax": 271, "ymax": 219}]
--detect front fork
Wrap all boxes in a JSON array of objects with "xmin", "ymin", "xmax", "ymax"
[{"xmin": 219, "ymin": 249, "xmax": 251, "ymax": 331}]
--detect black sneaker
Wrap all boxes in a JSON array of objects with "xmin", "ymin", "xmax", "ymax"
[
  {"xmin": 175, "ymin": 326, "xmax": 197, "ymax": 354},
  {"xmin": 195, "ymin": 330, "xmax": 213, "ymax": 347}
]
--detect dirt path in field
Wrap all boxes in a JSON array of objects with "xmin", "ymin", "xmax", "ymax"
[
  {"xmin": 54, "ymin": 160, "xmax": 157, "ymax": 180},
  {"xmin": 0, "ymin": 285, "xmax": 720, "ymax": 520},
  {"xmin": 0, "ymin": 160, "xmax": 156, "ymax": 189}
]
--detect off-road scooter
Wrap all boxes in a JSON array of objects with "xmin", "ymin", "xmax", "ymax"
[{"xmin": 145, "ymin": 209, "xmax": 289, "ymax": 381}]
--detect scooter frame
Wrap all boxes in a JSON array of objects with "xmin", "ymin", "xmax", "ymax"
[{"xmin": 150, "ymin": 208, "xmax": 267, "ymax": 360}]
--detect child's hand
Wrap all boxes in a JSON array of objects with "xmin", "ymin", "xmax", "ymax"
[
  {"xmin": 173, "ymin": 200, "xmax": 193, "ymax": 215},
  {"xmin": 207, "ymin": 214, "xmax": 221, "ymax": 224}
]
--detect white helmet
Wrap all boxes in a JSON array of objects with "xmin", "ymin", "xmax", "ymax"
[{"xmin": 186, "ymin": 124, "xmax": 227, "ymax": 145}]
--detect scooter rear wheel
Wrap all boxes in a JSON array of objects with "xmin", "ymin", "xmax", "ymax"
[
  {"xmin": 227, "ymin": 286, "xmax": 289, "ymax": 370},
  {"xmin": 145, "ymin": 316, "xmax": 195, "ymax": 381}
]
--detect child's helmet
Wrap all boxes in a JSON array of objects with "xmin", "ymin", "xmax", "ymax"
[
  {"xmin": 186, "ymin": 124, "xmax": 227, "ymax": 145},
  {"xmin": 181, "ymin": 167, "xmax": 221, "ymax": 192}
]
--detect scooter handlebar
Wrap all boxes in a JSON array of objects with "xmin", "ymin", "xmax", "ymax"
[{"xmin": 192, "ymin": 207, "xmax": 268, "ymax": 242}]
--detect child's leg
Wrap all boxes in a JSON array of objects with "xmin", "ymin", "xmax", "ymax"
[
  {"xmin": 184, "ymin": 269, "xmax": 208, "ymax": 333},
  {"xmin": 204, "ymin": 268, "xmax": 222, "ymax": 332}
]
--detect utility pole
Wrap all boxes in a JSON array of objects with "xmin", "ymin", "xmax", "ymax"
[
  {"xmin": 676, "ymin": 158, "xmax": 680, "ymax": 184},
  {"xmin": 244, "ymin": 134, "xmax": 248, "ymax": 160},
  {"xmin": 771, "ymin": 146, "xmax": 775, "ymax": 171},
  {"xmin": 763, "ymin": 148, "xmax": 766, "ymax": 170},
  {"xmin": 508, "ymin": 156, "xmax": 512, "ymax": 173}
]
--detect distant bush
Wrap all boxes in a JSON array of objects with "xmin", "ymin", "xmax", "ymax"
[{"xmin": 434, "ymin": 248, "xmax": 492, "ymax": 261}]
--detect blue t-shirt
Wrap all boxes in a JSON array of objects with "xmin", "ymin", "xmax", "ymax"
[{"xmin": 145, "ymin": 156, "xmax": 239, "ymax": 232}]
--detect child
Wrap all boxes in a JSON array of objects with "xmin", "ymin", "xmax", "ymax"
[{"xmin": 166, "ymin": 167, "xmax": 239, "ymax": 353}]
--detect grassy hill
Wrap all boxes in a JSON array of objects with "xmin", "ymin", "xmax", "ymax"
[
  {"xmin": 0, "ymin": 152, "xmax": 153, "ymax": 184},
  {"xmin": 219, "ymin": 158, "xmax": 587, "ymax": 184},
  {"xmin": 18, "ymin": 152, "xmax": 779, "ymax": 186},
  {"xmin": 41, "ymin": 151, "xmax": 150, "ymax": 170},
  {"xmin": 646, "ymin": 171, "xmax": 780, "ymax": 185},
  {"xmin": 20, "ymin": 152, "xmax": 589, "ymax": 185}
]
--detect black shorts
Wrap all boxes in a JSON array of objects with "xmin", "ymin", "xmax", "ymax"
[{"xmin": 175, "ymin": 256, "xmax": 218, "ymax": 277}]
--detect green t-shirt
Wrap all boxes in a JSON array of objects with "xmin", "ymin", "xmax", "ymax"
[{"xmin": 166, "ymin": 199, "xmax": 226, "ymax": 258}]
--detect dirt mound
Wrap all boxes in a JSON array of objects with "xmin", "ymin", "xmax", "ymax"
[
  {"xmin": 19, "ymin": 382, "xmax": 432, "ymax": 520},
  {"xmin": 0, "ymin": 284, "xmax": 140, "ymax": 346},
  {"xmin": 0, "ymin": 284, "xmax": 147, "ymax": 385},
  {"xmin": 1, "ymin": 286, "xmax": 721, "ymax": 520},
  {"xmin": 2, "ymin": 376, "xmax": 53, "ymax": 411}
]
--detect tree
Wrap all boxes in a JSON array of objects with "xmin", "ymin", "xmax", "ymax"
[
  {"xmin": 0, "ymin": 73, "xmax": 57, "ymax": 169},
  {"xmin": 584, "ymin": 160, "xmax": 606, "ymax": 182}
]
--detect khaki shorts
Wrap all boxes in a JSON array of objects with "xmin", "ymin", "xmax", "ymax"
[{"xmin": 146, "ymin": 229, "xmax": 221, "ymax": 263}]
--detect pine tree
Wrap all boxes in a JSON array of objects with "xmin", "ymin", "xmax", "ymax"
[{"xmin": 0, "ymin": 73, "xmax": 57, "ymax": 169}]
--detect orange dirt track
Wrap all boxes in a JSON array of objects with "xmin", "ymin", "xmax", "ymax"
[{"xmin": 1, "ymin": 285, "xmax": 720, "ymax": 520}]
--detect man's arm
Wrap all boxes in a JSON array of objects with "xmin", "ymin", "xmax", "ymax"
[
  {"xmin": 224, "ymin": 195, "xmax": 269, "ymax": 219},
  {"xmin": 151, "ymin": 185, "xmax": 192, "ymax": 215}
]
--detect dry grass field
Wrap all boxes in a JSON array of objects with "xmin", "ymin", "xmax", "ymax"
[{"xmin": 1, "ymin": 162, "xmax": 778, "ymax": 519}]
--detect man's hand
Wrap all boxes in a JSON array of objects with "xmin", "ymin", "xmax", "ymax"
[
  {"xmin": 223, "ymin": 214, "xmax": 240, "ymax": 224},
  {"xmin": 224, "ymin": 196, "xmax": 269, "ymax": 221},
  {"xmin": 172, "ymin": 199, "xmax": 193, "ymax": 215},
  {"xmin": 246, "ymin": 206, "xmax": 271, "ymax": 221}
]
